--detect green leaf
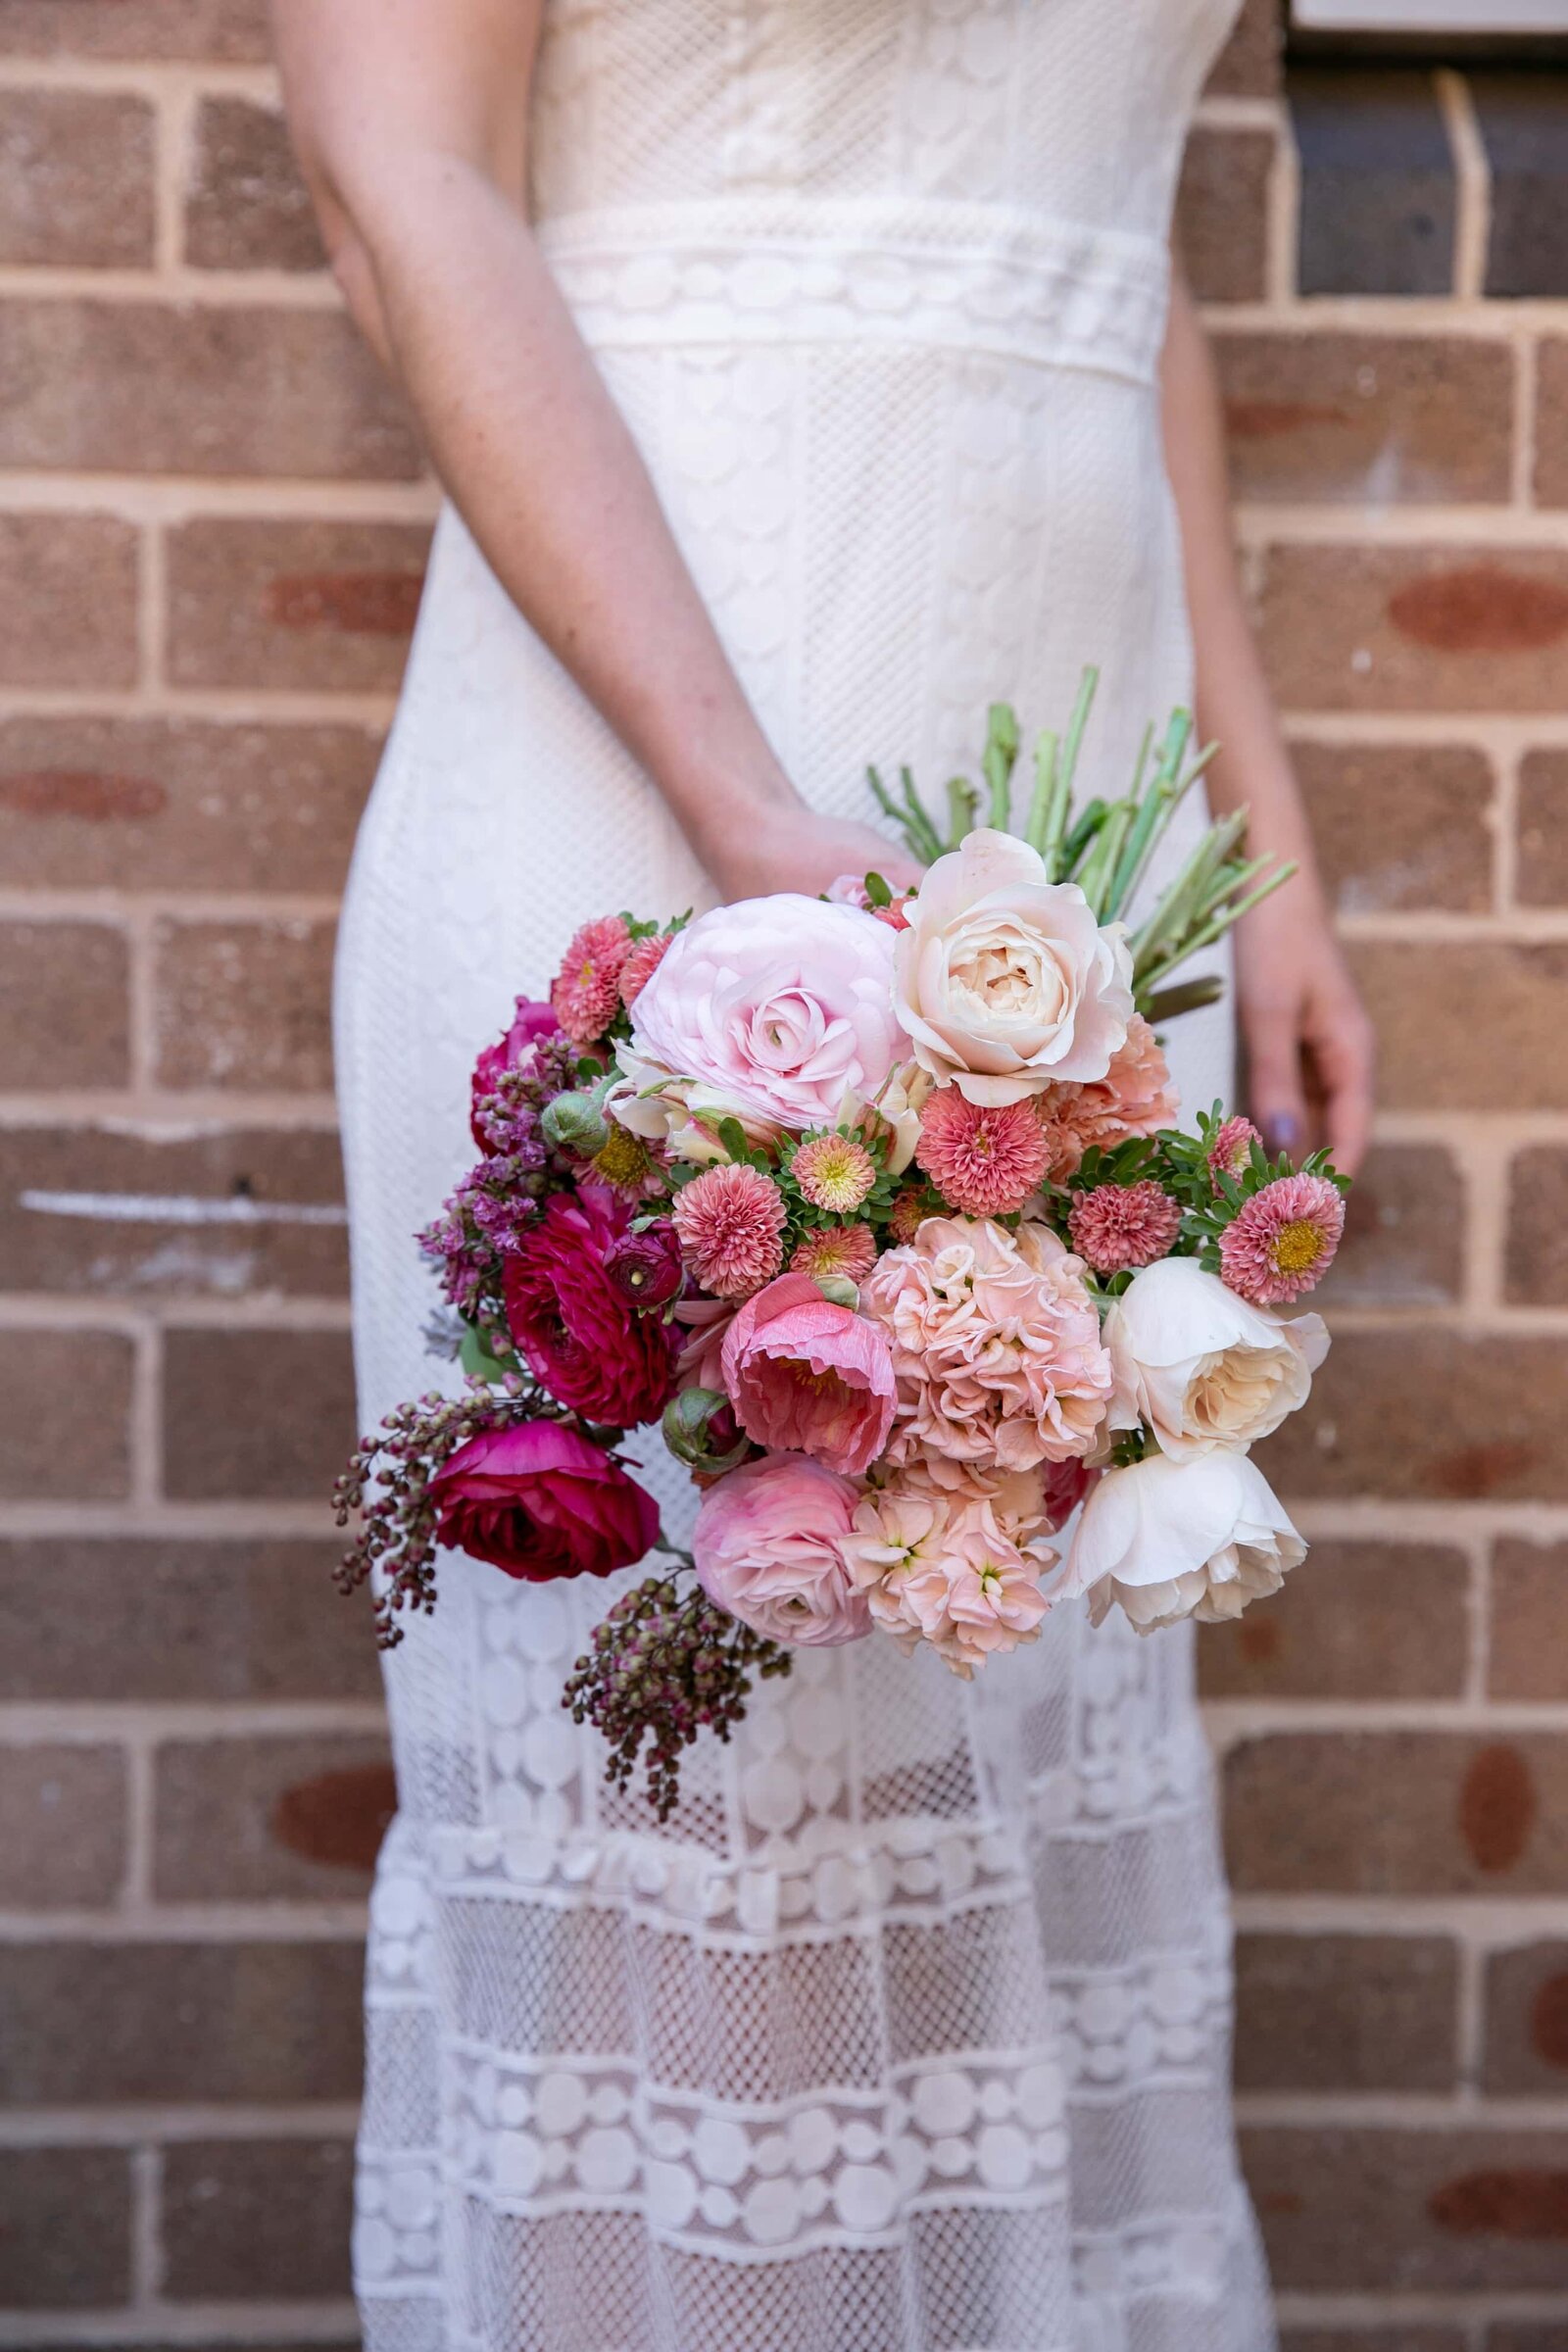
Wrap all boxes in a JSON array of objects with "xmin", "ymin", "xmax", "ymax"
[
  {"xmin": 460, "ymin": 1322, "xmax": 512, "ymax": 1384},
  {"xmin": 716, "ymin": 1116, "xmax": 751, "ymax": 1164}
]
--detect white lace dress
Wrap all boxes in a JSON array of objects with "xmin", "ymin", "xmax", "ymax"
[{"xmin": 335, "ymin": 2, "xmax": 1275, "ymax": 2345}]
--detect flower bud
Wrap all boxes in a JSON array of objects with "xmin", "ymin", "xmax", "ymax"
[
  {"xmin": 606, "ymin": 1220, "xmax": 684, "ymax": 1310},
  {"xmin": 813, "ymin": 1274, "xmax": 860, "ymax": 1309},
  {"xmin": 662, "ymin": 1386, "xmax": 751, "ymax": 1474},
  {"xmin": 541, "ymin": 1088, "xmax": 611, "ymax": 1156}
]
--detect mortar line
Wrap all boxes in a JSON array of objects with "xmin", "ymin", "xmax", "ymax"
[{"xmin": 128, "ymin": 2141, "xmax": 163, "ymax": 2308}]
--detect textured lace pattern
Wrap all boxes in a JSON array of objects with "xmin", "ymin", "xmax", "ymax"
[{"xmin": 337, "ymin": 0, "xmax": 1272, "ymax": 2343}]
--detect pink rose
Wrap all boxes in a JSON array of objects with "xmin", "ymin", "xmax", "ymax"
[
  {"xmin": 693, "ymin": 1453, "xmax": 870, "ymax": 1647},
  {"xmin": 720, "ymin": 1271, "xmax": 897, "ymax": 1477},
  {"xmin": 614, "ymin": 894, "xmax": 905, "ymax": 1143},
  {"xmin": 430, "ymin": 1420, "xmax": 658, "ymax": 1581},
  {"xmin": 503, "ymin": 1187, "xmax": 678, "ymax": 1428}
]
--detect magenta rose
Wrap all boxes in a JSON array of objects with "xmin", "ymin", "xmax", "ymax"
[
  {"xmin": 693, "ymin": 1453, "xmax": 870, "ymax": 1647},
  {"xmin": 430, "ymin": 1419, "xmax": 658, "ymax": 1581},
  {"xmin": 504, "ymin": 1187, "xmax": 679, "ymax": 1427},
  {"xmin": 720, "ymin": 1271, "xmax": 897, "ymax": 1476},
  {"xmin": 470, "ymin": 997, "xmax": 565, "ymax": 1147}
]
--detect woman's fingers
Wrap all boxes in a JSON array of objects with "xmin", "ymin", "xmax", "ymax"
[
  {"xmin": 1241, "ymin": 989, "xmax": 1309, "ymax": 1164},
  {"xmin": 1307, "ymin": 983, "xmax": 1377, "ymax": 1177}
]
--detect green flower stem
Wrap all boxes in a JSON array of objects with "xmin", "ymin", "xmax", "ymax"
[
  {"xmin": 1024, "ymin": 728, "xmax": 1061, "ymax": 862},
  {"xmin": 982, "ymin": 702, "xmax": 1020, "ymax": 833},
  {"xmin": 944, "ymin": 774, "xmax": 979, "ymax": 850}
]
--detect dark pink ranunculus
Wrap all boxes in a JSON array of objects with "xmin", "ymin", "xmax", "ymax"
[
  {"xmin": 503, "ymin": 1186, "xmax": 678, "ymax": 1427},
  {"xmin": 605, "ymin": 1219, "xmax": 684, "ymax": 1310},
  {"xmin": 720, "ymin": 1270, "xmax": 897, "ymax": 1477},
  {"xmin": 431, "ymin": 1419, "xmax": 658, "ymax": 1581},
  {"xmin": 470, "ymin": 997, "xmax": 565, "ymax": 1147}
]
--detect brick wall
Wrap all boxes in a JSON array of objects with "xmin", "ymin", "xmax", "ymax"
[{"xmin": 1, "ymin": 0, "xmax": 1565, "ymax": 2340}]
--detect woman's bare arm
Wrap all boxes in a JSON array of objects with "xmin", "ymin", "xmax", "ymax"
[
  {"xmin": 270, "ymin": 0, "xmax": 918, "ymax": 898},
  {"xmin": 1161, "ymin": 270, "xmax": 1375, "ymax": 1173}
]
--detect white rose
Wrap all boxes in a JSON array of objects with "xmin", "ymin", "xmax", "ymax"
[
  {"xmin": 1104, "ymin": 1255, "xmax": 1328, "ymax": 1461},
  {"xmin": 1064, "ymin": 1449, "xmax": 1306, "ymax": 1634},
  {"xmin": 894, "ymin": 829, "xmax": 1133, "ymax": 1104}
]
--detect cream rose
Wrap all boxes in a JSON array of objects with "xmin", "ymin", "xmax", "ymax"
[
  {"xmin": 894, "ymin": 828, "xmax": 1133, "ymax": 1104},
  {"xmin": 1104, "ymin": 1255, "xmax": 1328, "ymax": 1461},
  {"xmin": 1063, "ymin": 1448, "xmax": 1306, "ymax": 1634}
]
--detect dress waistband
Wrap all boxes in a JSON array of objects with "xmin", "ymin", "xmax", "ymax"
[{"xmin": 536, "ymin": 195, "xmax": 1171, "ymax": 386}]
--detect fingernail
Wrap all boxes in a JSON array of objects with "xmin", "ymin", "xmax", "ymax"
[{"xmin": 1259, "ymin": 1114, "xmax": 1299, "ymax": 1159}]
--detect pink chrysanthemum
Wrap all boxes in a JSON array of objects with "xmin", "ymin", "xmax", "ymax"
[
  {"xmin": 1219, "ymin": 1171, "xmax": 1345, "ymax": 1305},
  {"xmin": 1208, "ymin": 1113, "xmax": 1261, "ymax": 1190},
  {"xmin": 671, "ymin": 1162, "xmax": 787, "ymax": 1299},
  {"xmin": 552, "ymin": 915, "xmax": 633, "ymax": 1044},
  {"xmin": 915, "ymin": 1088, "xmax": 1052, "ymax": 1219},
  {"xmin": 791, "ymin": 1131, "xmax": 877, "ymax": 1213},
  {"xmin": 790, "ymin": 1222, "xmax": 879, "ymax": 1285},
  {"xmin": 1067, "ymin": 1180, "xmax": 1182, "ymax": 1275},
  {"xmin": 888, "ymin": 1187, "xmax": 934, "ymax": 1245},
  {"xmin": 619, "ymin": 930, "xmax": 671, "ymax": 1009}
]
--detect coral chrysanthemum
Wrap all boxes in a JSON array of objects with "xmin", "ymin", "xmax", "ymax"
[
  {"xmin": 914, "ymin": 1088, "xmax": 1052, "ymax": 1218},
  {"xmin": 789, "ymin": 1223, "xmax": 878, "ymax": 1285},
  {"xmin": 671, "ymin": 1162, "xmax": 787, "ymax": 1299},
  {"xmin": 1207, "ymin": 1113, "xmax": 1261, "ymax": 1190},
  {"xmin": 888, "ymin": 1186, "xmax": 934, "ymax": 1245},
  {"xmin": 791, "ymin": 1131, "xmax": 878, "ymax": 1213},
  {"xmin": 552, "ymin": 915, "xmax": 633, "ymax": 1044},
  {"xmin": 1219, "ymin": 1171, "xmax": 1345, "ymax": 1305},
  {"xmin": 618, "ymin": 930, "xmax": 670, "ymax": 1009},
  {"xmin": 1067, "ymin": 1179, "xmax": 1182, "ymax": 1275}
]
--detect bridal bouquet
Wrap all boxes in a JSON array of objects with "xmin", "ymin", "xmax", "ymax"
[{"xmin": 336, "ymin": 678, "xmax": 1348, "ymax": 1815}]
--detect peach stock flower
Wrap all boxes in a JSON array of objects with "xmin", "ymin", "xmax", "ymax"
[
  {"xmin": 860, "ymin": 1215, "xmax": 1113, "ymax": 1472},
  {"xmin": 1036, "ymin": 1014, "xmax": 1180, "ymax": 1182}
]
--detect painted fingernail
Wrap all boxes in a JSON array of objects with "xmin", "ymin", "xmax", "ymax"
[{"xmin": 1259, "ymin": 1114, "xmax": 1300, "ymax": 1159}]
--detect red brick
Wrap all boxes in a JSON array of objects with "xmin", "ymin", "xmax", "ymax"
[
  {"xmin": 168, "ymin": 517, "xmax": 429, "ymax": 691},
  {"xmin": 153, "ymin": 918, "xmax": 335, "ymax": 1093},
  {"xmin": 0, "ymin": 1534, "xmax": 378, "ymax": 1700},
  {"xmin": 1244, "ymin": 2125, "xmax": 1568, "ymax": 2292},
  {"xmin": 1225, "ymin": 1733, "xmax": 1568, "ymax": 1895},
  {"xmin": 1260, "ymin": 544, "xmax": 1568, "ymax": 712},
  {"xmin": 0, "ymin": 2147, "xmax": 131, "ymax": 2308},
  {"xmin": 1204, "ymin": 0, "xmax": 1280, "ymax": 98},
  {"xmin": 163, "ymin": 2137, "xmax": 352, "ymax": 2301},
  {"xmin": 0, "ymin": 1939, "xmax": 364, "ymax": 2103},
  {"xmin": 1529, "ymin": 339, "xmax": 1568, "ymax": 507},
  {"xmin": 0, "ymin": 511, "xmax": 137, "ymax": 687},
  {"xmin": 1177, "ymin": 126, "xmax": 1274, "ymax": 305},
  {"xmin": 1199, "ymin": 1541, "xmax": 1468, "ymax": 1700},
  {"xmin": 1294, "ymin": 740, "xmax": 1494, "ymax": 914},
  {"xmin": 0, "ymin": 715, "xmax": 378, "ymax": 892},
  {"xmin": 154, "ymin": 1733, "xmax": 394, "ymax": 1899},
  {"xmin": 0, "ymin": 1741, "xmax": 124, "ymax": 1905},
  {"xmin": 162, "ymin": 1325, "xmax": 356, "ymax": 1500},
  {"xmin": 0, "ymin": 1124, "xmax": 348, "ymax": 1298},
  {"xmin": 185, "ymin": 96, "xmax": 325, "ymax": 271},
  {"xmin": 1484, "ymin": 1942, "xmax": 1568, "ymax": 2096},
  {"xmin": 0, "ymin": 300, "xmax": 420, "ymax": 477},
  {"xmin": 1348, "ymin": 941, "xmax": 1568, "ymax": 1111},
  {"xmin": 1218, "ymin": 333, "xmax": 1512, "ymax": 505},
  {"xmin": 1491, "ymin": 1541, "xmax": 1568, "ymax": 1701},
  {"xmin": 0, "ymin": 1, "xmax": 269, "ymax": 58},
  {"xmin": 1235, "ymin": 1933, "xmax": 1457, "ymax": 2091},
  {"xmin": 1517, "ymin": 749, "xmax": 1568, "ymax": 905},
  {"xmin": 1506, "ymin": 1146, "xmax": 1568, "ymax": 1305},
  {"xmin": 0, "ymin": 919, "xmax": 128, "ymax": 1087},
  {"xmin": 0, "ymin": 88, "xmax": 153, "ymax": 265},
  {"xmin": 1259, "ymin": 1330, "xmax": 1568, "ymax": 1502},
  {"xmin": 1318, "ymin": 1142, "xmax": 1464, "ymax": 1307},
  {"xmin": 0, "ymin": 1328, "xmax": 132, "ymax": 1500}
]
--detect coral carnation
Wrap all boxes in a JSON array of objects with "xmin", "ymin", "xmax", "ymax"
[
  {"xmin": 671, "ymin": 1162, "xmax": 786, "ymax": 1299},
  {"xmin": 618, "ymin": 930, "xmax": 670, "ymax": 1008},
  {"xmin": 790, "ymin": 1223, "xmax": 878, "ymax": 1285},
  {"xmin": 1036, "ymin": 1014, "xmax": 1180, "ymax": 1181},
  {"xmin": 914, "ymin": 1088, "xmax": 1052, "ymax": 1218},
  {"xmin": 552, "ymin": 915, "xmax": 634, "ymax": 1045},
  {"xmin": 1208, "ymin": 1113, "xmax": 1261, "ymax": 1189},
  {"xmin": 1067, "ymin": 1180, "xmax": 1182, "ymax": 1275},
  {"xmin": 1219, "ymin": 1171, "xmax": 1345, "ymax": 1306},
  {"xmin": 791, "ymin": 1131, "xmax": 877, "ymax": 1213}
]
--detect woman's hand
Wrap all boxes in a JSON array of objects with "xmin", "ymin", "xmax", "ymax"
[
  {"xmin": 700, "ymin": 797, "xmax": 924, "ymax": 904},
  {"xmin": 1235, "ymin": 882, "xmax": 1376, "ymax": 1177}
]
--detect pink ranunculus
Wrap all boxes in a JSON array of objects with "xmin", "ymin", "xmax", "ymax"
[
  {"xmin": 693, "ymin": 1453, "xmax": 870, "ymax": 1647},
  {"xmin": 502, "ymin": 1186, "xmax": 678, "ymax": 1428},
  {"xmin": 672, "ymin": 1296, "xmax": 740, "ymax": 1393},
  {"xmin": 430, "ymin": 1419, "xmax": 658, "ymax": 1582},
  {"xmin": 469, "ymin": 997, "xmax": 564, "ymax": 1148},
  {"xmin": 614, "ymin": 893, "xmax": 906, "ymax": 1142},
  {"xmin": 860, "ymin": 1215, "xmax": 1113, "ymax": 1471},
  {"xmin": 720, "ymin": 1271, "xmax": 897, "ymax": 1477}
]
